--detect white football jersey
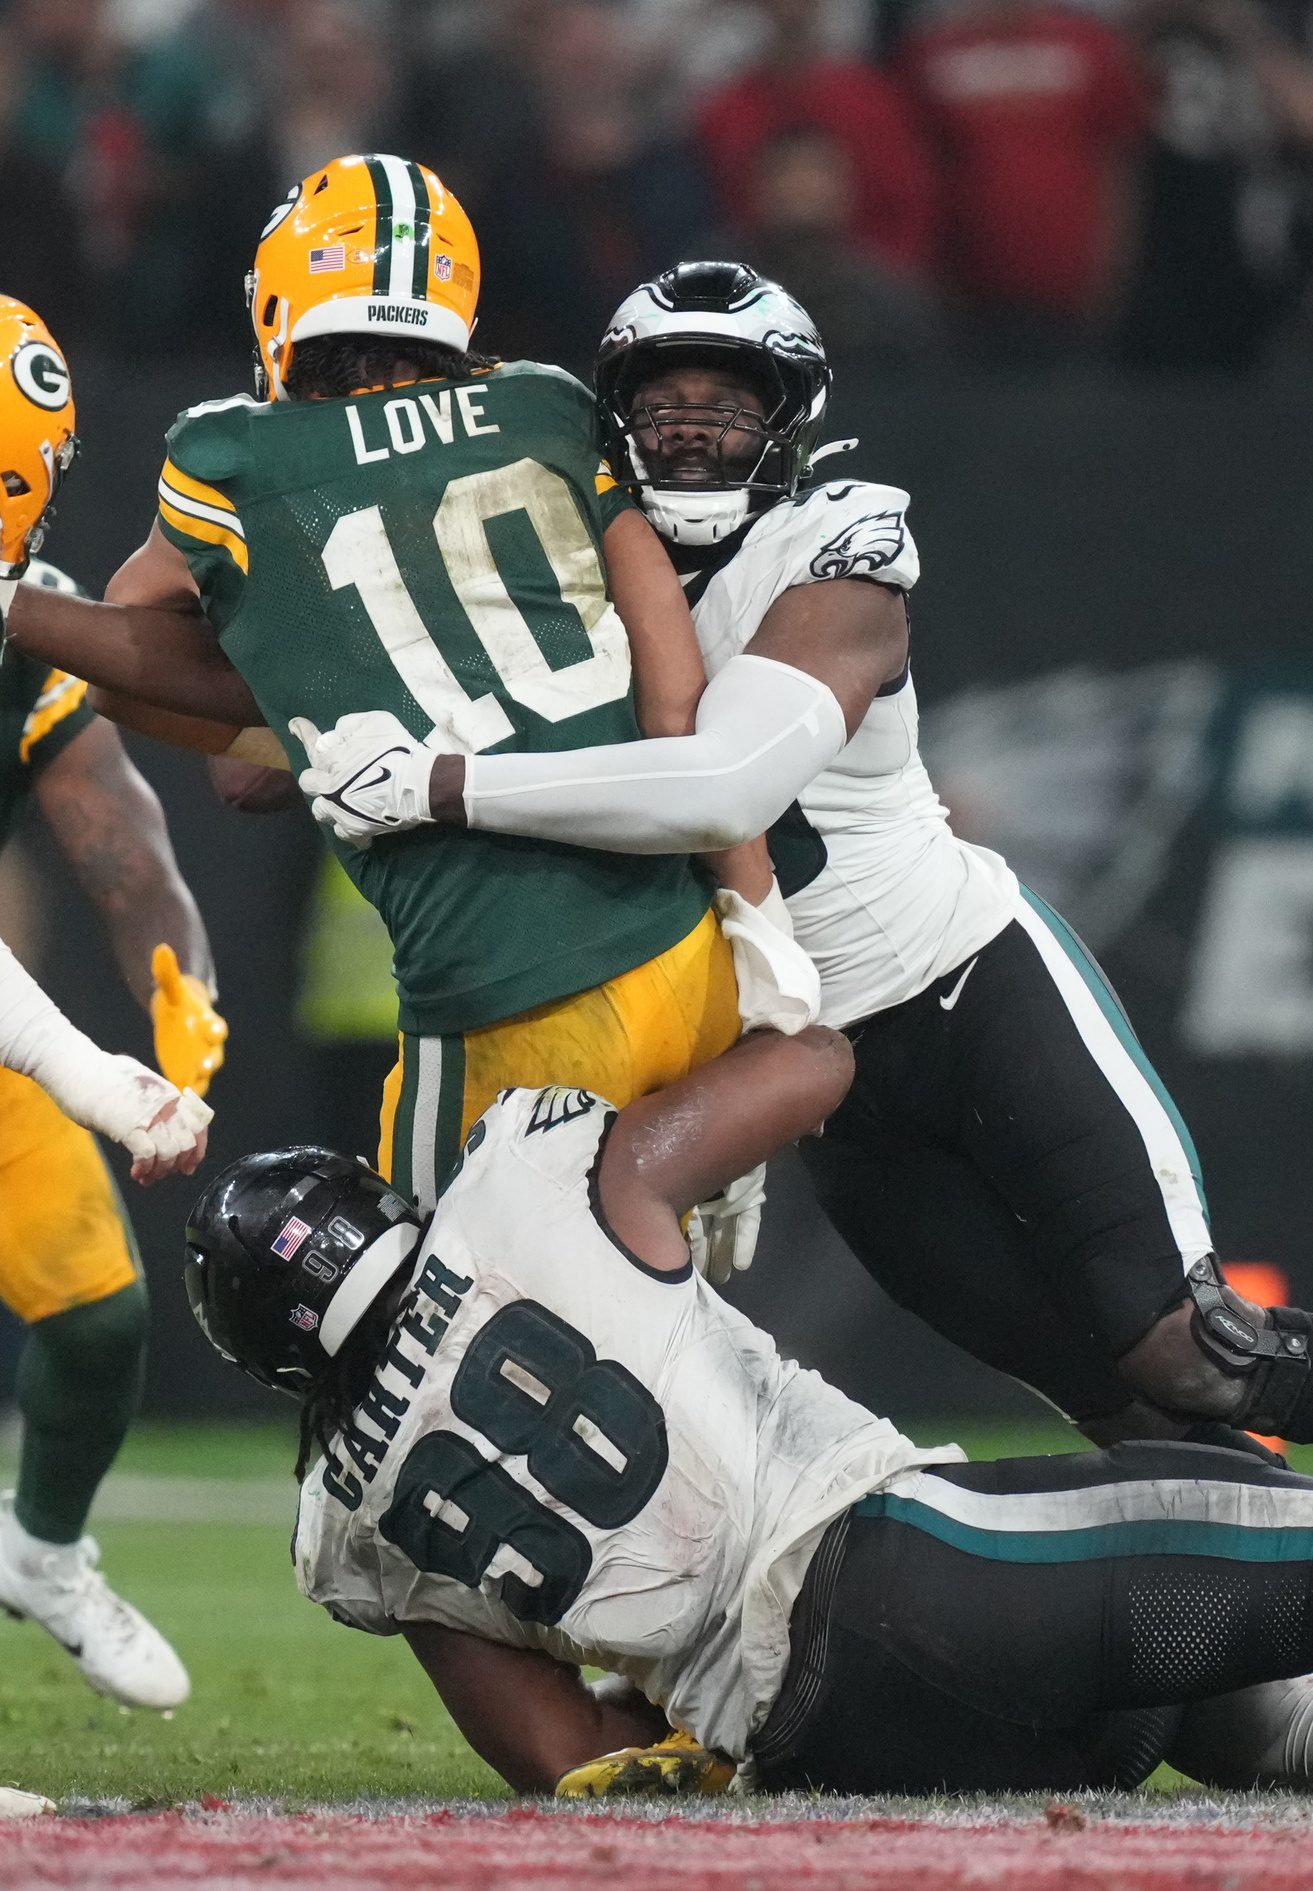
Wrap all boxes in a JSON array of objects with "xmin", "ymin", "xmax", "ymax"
[
  {"xmin": 687, "ymin": 481, "xmax": 1020, "ymax": 1026},
  {"xmin": 295, "ymin": 1086, "xmax": 961, "ymax": 1758}
]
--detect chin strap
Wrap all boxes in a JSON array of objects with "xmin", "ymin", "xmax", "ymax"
[{"xmin": 1186, "ymin": 1255, "xmax": 1313, "ymax": 1437}]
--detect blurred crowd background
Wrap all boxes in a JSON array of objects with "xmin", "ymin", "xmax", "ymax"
[{"xmin": 6, "ymin": 0, "xmax": 1313, "ymax": 376}]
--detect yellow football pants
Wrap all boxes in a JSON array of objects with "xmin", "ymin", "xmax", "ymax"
[
  {"xmin": 378, "ymin": 907, "xmax": 741, "ymax": 1209},
  {"xmin": 0, "ymin": 1067, "xmax": 139, "ymax": 1325}
]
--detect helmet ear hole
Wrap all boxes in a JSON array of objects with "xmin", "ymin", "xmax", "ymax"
[
  {"xmin": 314, "ymin": 173, "xmax": 330, "ymax": 194},
  {"xmin": 261, "ymin": 295, "xmax": 279, "ymax": 328},
  {"xmin": 1, "ymin": 472, "xmax": 30, "ymax": 497}
]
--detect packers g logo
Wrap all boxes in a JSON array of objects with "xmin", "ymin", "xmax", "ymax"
[{"xmin": 12, "ymin": 341, "xmax": 70, "ymax": 412}]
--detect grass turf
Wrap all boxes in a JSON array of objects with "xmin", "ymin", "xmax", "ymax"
[
  {"xmin": 3, "ymin": 1418, "xmax": 1309, "ymax": 1806},
  {"xmin": 0, "ymin": 1517, "xmax": 502, "ymax": 1805}
]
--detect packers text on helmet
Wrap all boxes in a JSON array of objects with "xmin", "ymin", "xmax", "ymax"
[
  {"xmin": 0, "ymin": 298, "xmax": 77, "ymax": 576},
  {"xmin": 246, "ymin": 154, "xmax": 480, "ymax": 401}
]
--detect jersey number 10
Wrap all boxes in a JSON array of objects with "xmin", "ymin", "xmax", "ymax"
[{"xmin": 321, "ymin": 458, "xmax": 633, "ymax": 753}]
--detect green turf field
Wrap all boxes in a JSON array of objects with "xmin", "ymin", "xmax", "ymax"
[{"xmin": 3, "ymin": 1419, "xmax": 1308, "ymax": 1806}]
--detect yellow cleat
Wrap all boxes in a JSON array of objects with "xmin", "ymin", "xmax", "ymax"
[{"xmin": 555, "ymin": 1729, "xmax": 736, "ymax": 1799}]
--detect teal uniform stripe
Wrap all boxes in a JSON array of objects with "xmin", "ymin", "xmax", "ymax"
[
  {"xmin": 364, "ymin": 155, "xmax": 394, "ymax": 297},
  {"xmin": 406, "ymin": 161, "xmax": 432, "ymax": 300},
  {"xmin": 390, "ymin": 1033, "xmax": 422, "ymax": 1202},
  {"xmin": 1019, "ymin": 884, "xmax": 1209, "ymax": 1225},
  {"xmin": 855, "ymin": 1491, "xmax": 1313, "ymax": 1565},
  {"xmin": 434, "ymin": 1033, "xmax": 467, "ymax": 1187}
]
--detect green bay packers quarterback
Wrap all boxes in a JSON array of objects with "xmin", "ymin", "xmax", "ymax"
[
  {"xmin": 4, "ymin": 157, "xmax": 821, "ymax": 1211},
  {"xmin": 0, "ymin": 298, "xmax": 222, "ymax": 1710}
]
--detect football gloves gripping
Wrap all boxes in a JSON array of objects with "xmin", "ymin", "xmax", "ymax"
[{"xmin": 291, "ymin": 712, "xmax": 439, "ymax": 847}]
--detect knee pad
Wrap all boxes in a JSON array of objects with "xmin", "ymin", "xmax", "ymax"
[{"xmin": 1186, "ymin": 1257, "xmax": 1313, "ymax": 1440}]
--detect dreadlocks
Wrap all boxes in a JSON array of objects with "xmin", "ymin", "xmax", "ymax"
[{"xmin": 286, "ymin": 334, "xmax": 498, "ymax": 402}]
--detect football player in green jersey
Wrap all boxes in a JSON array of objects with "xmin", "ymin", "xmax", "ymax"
[
  {"xmin": 4, "ymin": 156, "xmax": 811, "ymax": 1221},
  {"xmin": 0, "ymin": 297, "xmax": 219, "ymax": 1711}
]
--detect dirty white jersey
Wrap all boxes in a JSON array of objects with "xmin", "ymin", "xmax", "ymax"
[
  {"xmin": 687, "ymin": 481, "xmax": 1020, "ymax": 1026},
  {"xmin": 294, "ymin": 1085, "xmax": 961, "ymax": 1759}
]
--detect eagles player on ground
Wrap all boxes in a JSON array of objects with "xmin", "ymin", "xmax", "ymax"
[
  {"xmin": 0, "ymin": 298, "xmax": 218, "ymax": 1710},
  {"xmin": 288, "ymin": 261, "xmax": 1313, "ymax": 1458},
  {"xmin": 185, "ymin": 1025, "xmax": 1313, "ymax": 1799},
  {"xmin": 0, "ymin": 161, "xmax": 825, "ymax": 1217}
]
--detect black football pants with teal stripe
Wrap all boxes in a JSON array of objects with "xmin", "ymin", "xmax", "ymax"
[
  {"xmin": 755, "ymin": 1441, "xmax": 1313, "ymax": 1794},
  {"xmin": 800, "ymin": 889, "xmax": 1213, "ymax": 1426}
]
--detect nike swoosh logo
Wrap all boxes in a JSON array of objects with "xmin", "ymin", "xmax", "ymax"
[{"xmin": 939, "ymin": 957, "xmax": 979, "ymax": 1011}]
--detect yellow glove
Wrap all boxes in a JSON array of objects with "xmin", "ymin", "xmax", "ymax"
[
  {"xmin": 555, "ymin": 1730, "xmax": 736, "ymax": 1799},
  {"xmin": 150, "ymin": 943, "xmax": 227, "ymax": 1097}
]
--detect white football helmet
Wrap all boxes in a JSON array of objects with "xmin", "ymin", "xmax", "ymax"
[{"xmin": 595, "ymin": 261, "xmax": 831, "ymax": 546}]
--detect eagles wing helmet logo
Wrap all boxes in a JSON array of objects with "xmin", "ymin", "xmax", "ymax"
[{"xmin": 809, "ymin": 510, "xmax": 906, "ymax": 581}]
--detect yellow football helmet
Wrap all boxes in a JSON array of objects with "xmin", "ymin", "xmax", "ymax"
[
  {"xmin": 246, "ymin": 153, "xmax": 480, "ymax": 401},
  {"xmin": 0, "ymin": 298, "xmax": 77, "ymax": 577}
]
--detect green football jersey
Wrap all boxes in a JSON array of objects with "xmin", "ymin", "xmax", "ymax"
[
  {"xmin": 158, "ymin": 360, "xmax": 710, "ymax": 1035},
  {"xmin": 0, "ymin": 560, "xmax": 95, "ymax": 847}
]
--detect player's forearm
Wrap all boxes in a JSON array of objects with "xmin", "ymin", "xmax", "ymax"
[
  {"xmin": 403, "ymin": 1622, "xmax": 660, "ymax": 1794},
  {"xmin": 6, "ymin": 586, "xmax": 261, "ymax": 725},
  {"xmin": 39, "ymin": 733, "xmax": 216, "ymax": 1008},
  {"xmin": 449, "ymin": 655, "xmax": 846, "ymax": 853},
  {"xmin": 100, "ymin": 866, "xmax": 213, "ymax": 1012}
]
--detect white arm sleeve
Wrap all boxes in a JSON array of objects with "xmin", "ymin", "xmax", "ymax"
[
  {"xmin": 0, "ymin": 934, "xmax": 207, "ymax": 1154},
  {"xmin": 464, "ymin": 654, "xmax": 847, "ymax": 853}
]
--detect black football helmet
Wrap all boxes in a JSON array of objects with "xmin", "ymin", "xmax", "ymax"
[
  {"xmin": 184, "ymin": 1148, "xmax": 423, "ymax": 1396},
  {"xmin": 595, "ymin": 260, "xmax": 831, "ymax": 545}
]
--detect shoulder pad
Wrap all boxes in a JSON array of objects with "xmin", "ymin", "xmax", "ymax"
[
  {"xmin": 472, "ymin": 1085, "xmax": 616, "ymax": 1193},
  {"xmin": 775, "ymin": 481, "xmax": 919, "ymax": 592},
  {"xmin": 165, "ymin": 394, "xmax": 259, "ymax": 487},
  {"xmin": 22, "ymin": 558, "xmax": 84, "ymax": 598},
  {"xmin": 492, "ymin": 359, "xmax": 593, "ymax": 407}
]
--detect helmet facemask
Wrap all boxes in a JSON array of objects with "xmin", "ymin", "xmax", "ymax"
[
  {"xmin": 610, "ymin": 347, "xmax": 811, "ymax": 546},
  {"xmin": 597, "ymin": 269, "xmax": 832, "ymax": 548}
]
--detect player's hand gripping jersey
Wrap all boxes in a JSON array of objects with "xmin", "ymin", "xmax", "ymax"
[
  {"xmin": 687, "ymin": 482, "xmax": 1020, "ymax": 1027},
  {"xmin": 156, "ymin": 365, "xmax": 709, "ymax": 1035},
  {"xmin": 294, "ymin": 1086, "xmax": 959, "ymax": 1759}
]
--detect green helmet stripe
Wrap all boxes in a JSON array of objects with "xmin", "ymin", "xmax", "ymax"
[
  {"xmin": 364, "ymin": 155, "xmax": 394, "ymax": 297},
  {"xmin": 406, "ymin": 161, "xmax": 432, "ymax": 301}
]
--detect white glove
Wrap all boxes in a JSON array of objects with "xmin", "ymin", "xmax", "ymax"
[
  {"xmin": 688, "ymin": 1164, "xmax": 767, "ymax": 1287},
  {"xmin": 291, "ymin": 711, "xmax": 439, "ymax": 847},
  {"xmin": 56, "ymin": 1054, "xmax": 213, "ymax": 1185},
  {"xmin": 716, "ymin": 885, "xmax": 820, "ymax": 1037}
]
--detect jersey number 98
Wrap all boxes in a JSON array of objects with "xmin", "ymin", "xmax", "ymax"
[{"xmin": 380, "ymin": 1300, "xmax": 668, "ymax": 1624}]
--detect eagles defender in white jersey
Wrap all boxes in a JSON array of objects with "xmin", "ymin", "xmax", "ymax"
[
  {"xmin": 292, "ymin": 262, "xmax": 1313, "ymax": 1459},
  {"xmin": 187, "ymin": 1023, "xmax": 1313, "ymax": 1797}
]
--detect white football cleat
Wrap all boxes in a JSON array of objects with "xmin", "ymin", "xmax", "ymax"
[
  {"xmin": 0, "ymin": 1493, "xmax": 189, "ymax": 1711},
  {"xmin": 0, "ymin": 1788, "xmax": 55, "ymax": 1818}
]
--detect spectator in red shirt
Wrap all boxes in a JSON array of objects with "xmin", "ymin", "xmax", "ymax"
[
  {"xmin": 696, "ymin": 0, "xmax": 941, "ymax": 280},
  {"xmin": 899, "ymin": 0, "xmax": 1149, "ymax": 361}
]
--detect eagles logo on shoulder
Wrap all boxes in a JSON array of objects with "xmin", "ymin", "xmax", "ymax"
[
  {"xmin": 526, "ymin": 1088, "xmax": 599, "ymax": 1136},
  {"xmin": 809, "ymin": 510, "xmax": 906, "ymax": 582}
]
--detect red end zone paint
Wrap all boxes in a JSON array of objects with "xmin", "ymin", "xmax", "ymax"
[{"xmin": 4, "ymin": 1812, "xmax": 1313, "ymax": 1891}]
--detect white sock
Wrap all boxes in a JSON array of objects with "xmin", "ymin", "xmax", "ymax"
[{"xmin": 1, "ymin": 1497, "xmax": 80, "ymax": 1576}]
